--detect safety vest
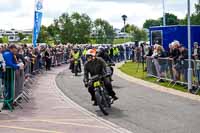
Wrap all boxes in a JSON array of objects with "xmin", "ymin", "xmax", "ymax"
[
  {"xmin": 116, "ymin": 48, "xmax": 119, "ymax": 55},
  {"xmin": 83, "ymin": 49, "xmax": 87, "ymax": 56},
  {"xmin": 73, "ymin": 52, "xmax": 80, "ymax": 60},
  {"xmin": 113, "ymin": 48, "xmax": 119, "ymax": 56}
]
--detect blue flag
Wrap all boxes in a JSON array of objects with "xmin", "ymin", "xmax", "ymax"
[{"xmin": 33, "ymin": 0, "xmax": 43, "ymax": 48}]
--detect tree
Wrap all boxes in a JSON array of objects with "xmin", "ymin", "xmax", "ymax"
[
  {"xmin": 123, "ymin": 24, "xmax": 147, "ymax": 41},
  {"xmin": 70, "ymin": 12, "xmax": 92, "ymax": 44},
  {"xmin": 21, "ymin": 35, "xmax": 32, "ymax": 43},
  {"xmin": 18, "ymin": 33, "xmax": 26, "ymax": 41},
  {"xmin": 0, "ymin": 38, "xmax": 3, "ymax": 43},
  {"xmin": 195, "ymin": 3, "xmax": 200, "ymax": 14},
  {"xmin": 190, "ymin": 3, "xmax": 200, "ymax": 25},
  {"xmin": 2, "ymin": 36, "xmax": 8, "ymax": 43},
  {"xmin": 94, "ymin": 18, "xmax": 115, "ymax": 44},
  {"xmin": 143, "ymin": 19, "xmax": 161, "ymax": 29},
  {"xmin": 47, "ymin": 24, "xmax": 60, "ymax": 44},
  {"xmin": 179, "ymin": 16, "xmax": 187, "ymax": 25},
  {"xmin": 54, "ymin": 12, "xmax": 92, "ymax": 44},
  {"xmin": 37, "ymin": 25, "xmax": 49, "ymax": 43},
  {"xmin": 131, "ymin": 27, "xmax": 147, "ymax": 41},
  {"xmin": 143, "ymin": 13, "xmax": 180, "ymax": 28},
  {"xmin": 159, "ymin": 13, "xmax": 179, "ymax": 25},
  {"xmin": 121, "ymin": 24, "xmax": 138, "ymax": 33}
]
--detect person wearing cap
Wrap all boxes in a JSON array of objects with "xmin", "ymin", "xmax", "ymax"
[{"xmin": 83, "ymin": 49, "xmax": 118, "ymax": 106}]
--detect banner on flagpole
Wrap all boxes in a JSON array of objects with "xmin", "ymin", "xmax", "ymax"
[{"xmin": 33, "ymin": 0, "xmax": 43, "ymax": 48}]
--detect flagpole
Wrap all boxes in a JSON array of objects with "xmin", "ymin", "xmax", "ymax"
[
  {"xmin": 32, "ymin": 0, "xmax": 36, "ymax": 46},
  {"xmin": 32, "ymin": 0, "xmax": 43, "ymax": 48},
  {"xmin": 162, "ymin": 0, "xmax": 166, "ymax": 26},
  {"xmin": 187, "ymin": 0, "xmax": 192, "ymax": 92}
]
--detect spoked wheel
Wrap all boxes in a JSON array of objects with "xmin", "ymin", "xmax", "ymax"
[{"xmin": 95, "ymin": 90, "xmax": 109, "ymax": 116}]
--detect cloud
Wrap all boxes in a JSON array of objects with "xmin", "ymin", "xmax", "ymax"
[
  {"xmin": 0, "ymin": 0, "xmax": 198, "ymax": 30},
  {"xmin": 0, "ymin": 0, "xmax": 21, "ymax": 12}
]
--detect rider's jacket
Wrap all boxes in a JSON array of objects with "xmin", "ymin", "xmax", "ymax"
[
  {"xmin": 72, "ymin": 52, "xmax": 80, "ymax": 60},
  {"xmin": 84, "ymin": 57, "xmax": 107, "ymax": 82},
  {"xmin": 97, "ymin": 52, "xmax": 112, "ymax": 63}
]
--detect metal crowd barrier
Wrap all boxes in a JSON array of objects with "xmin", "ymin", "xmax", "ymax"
[
  {"xmin": 51, "ymin": 53, "xmax": 66, "ymax": 66},
  {"xmin": 0, "ymin": 51, "xmax": 67, "ymax": 112},
  {"xmin": 0, "ymin": 58, "xmax": 41, "ymax": 112},
  {"xmin": 0, "ymin": 67, "xmax": 15, "ymax": 112},
  {"xmin": 146, "ymin": 56, "xmax": 200, "ymax": 94}
]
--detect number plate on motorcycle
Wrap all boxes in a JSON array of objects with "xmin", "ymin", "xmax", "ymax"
[{"xmin": 93, "ymin": 81, "xmax": 101, "ymax": 87}]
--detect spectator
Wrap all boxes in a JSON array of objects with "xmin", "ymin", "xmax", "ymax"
[
  {"xmin": 171, "ymin": 41, "xmax": 181, "ymax": 81},
  {"xmin": 109, "ymin": 46, "xmax": 114, "ymax": 61},
  {"xmin": 3, "ymin": 44, "xmax": 23, "ymax": 70},
  {"xmin": 131, "ymin": 44, "xmax": 135, "ymax": 62},
  {"xmin": 168, "ymin": 43, "xmax": 174, "ymax": 79},
  {"xmin": 125, "ymin": 45, "xmax": 130, "ymax": 60},
  {"xmin": 192, "ymin": 42, "xmax": 200, "ymax": 59},
  {"xmin": 152, "ymin": 44, "xmax": 166, "ymax": 81},
  {"xmin": 193, "ymin": 42, "xmax": 200, "ymax": 85},
  {"xmin": 3, "ymin": 44, "xmax": 24, "ymax": 109},
  {"xmin": 179, "ymin": 45, "xmax": 188, "ymax": 82},
  {"xmin": 135, "ymin": 44, "xmax": 141, "ymax": 62},
  {"xmin": 16, "ymin": 46, "xmax": 26, "ymax": 65},
  {"xmin": 45, "ymin": 48, "xmax": 51, "ymax": 71},
  {"xmin": 0, "ymin": 45, "xmax": 5, "ymax": 99},
  {"xmin": 113, "ymin": 46, "xmax": 119, "ymax": 62},
  {"xmin": 119, "ymin": 45, "xmax": 124, "ymax": 61}
]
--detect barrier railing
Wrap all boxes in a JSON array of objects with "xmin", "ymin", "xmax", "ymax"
[
  {"xmin": 51, "ymin": 52, "xmax": 66, "ymax": 66},
  {"xmin": 0, "ymin": 67, "xmax": 15, "ymax": 112},
  {"xmin": 0, "ymin": 52, "xmax": 67, "ymax": 112},
  {"xmin": 146, "ymin": 56, "xmax": 200, "ymax": 94}
]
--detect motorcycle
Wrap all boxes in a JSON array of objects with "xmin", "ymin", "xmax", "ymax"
[
  {"xmin": 88, "ymin": 75, "xmax": 114, "ymax": 116},
  {"xmin": 70, "ymin": 59, "xmax": 81, "ymax": 76},
  {"xmin": 74, "ymin": 59, "xmax": 80, "ymax": 76}
]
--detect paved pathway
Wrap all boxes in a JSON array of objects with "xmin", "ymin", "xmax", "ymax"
[{"xmin": 0, "ymin": 66, "xmax": 131, "ymax": 133}]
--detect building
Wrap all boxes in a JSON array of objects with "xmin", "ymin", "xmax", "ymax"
[
  {"xmin": 115, "ymin": 32, "xmax": 130, "ymax": 39},
  {"xmin": 114, "ymin": 28, "xmax": 130, "ymax": 39},
  {"xmin": 3, "ymin": 29, "xmax": 20, "ymax": 42},
  {"xmin": 0, "ymin": 29, "xmax": 4, "ymax": 38},
  {"xmin": 20, "ymin": 29, "xmax": 32, "ymax": 35},
  {"xmin": 0, "ymin": 29, "xmax": 32, "ymax": 42}
]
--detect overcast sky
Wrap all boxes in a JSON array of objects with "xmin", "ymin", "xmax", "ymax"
[{"xmin": 0, "ymin": 0, "xmax": 198, "ymax": 30}]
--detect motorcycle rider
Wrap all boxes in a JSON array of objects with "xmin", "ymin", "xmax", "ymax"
[
  {"xmin": 70, "ymin": 47, "xmax": 81, "ymax": 73},
  {"xmin": 96, "ymin": 46, "xmax": 113, "ymax": 63},
  {"xmin": 97, "ymin": 46, "xmax": 114, "ymax": 80},
  {"xmin": 83, "ymin": 49, "xmax": 118, "ymax": 106}
]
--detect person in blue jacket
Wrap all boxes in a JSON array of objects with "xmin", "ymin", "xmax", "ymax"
[
  {"xmin": 3, "ymin": 44, "xmax": 20, "ymax": 70},
  {"xmin": 2, "ymin": 44, "xmax": 23, "ymax": 110}
]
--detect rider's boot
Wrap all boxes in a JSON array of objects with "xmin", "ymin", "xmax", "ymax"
[{"xmin": 112, "ymin": 96, "xmax": 119, "ymax": 101}]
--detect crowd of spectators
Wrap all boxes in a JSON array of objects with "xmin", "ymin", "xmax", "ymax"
[
  {"xmin": 0, "ymin": 43, "xmax": 71, "ymax": 110},
  {"xmin": 140, "ymin": 40, "xmax": 200, "ymax": 89}
]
